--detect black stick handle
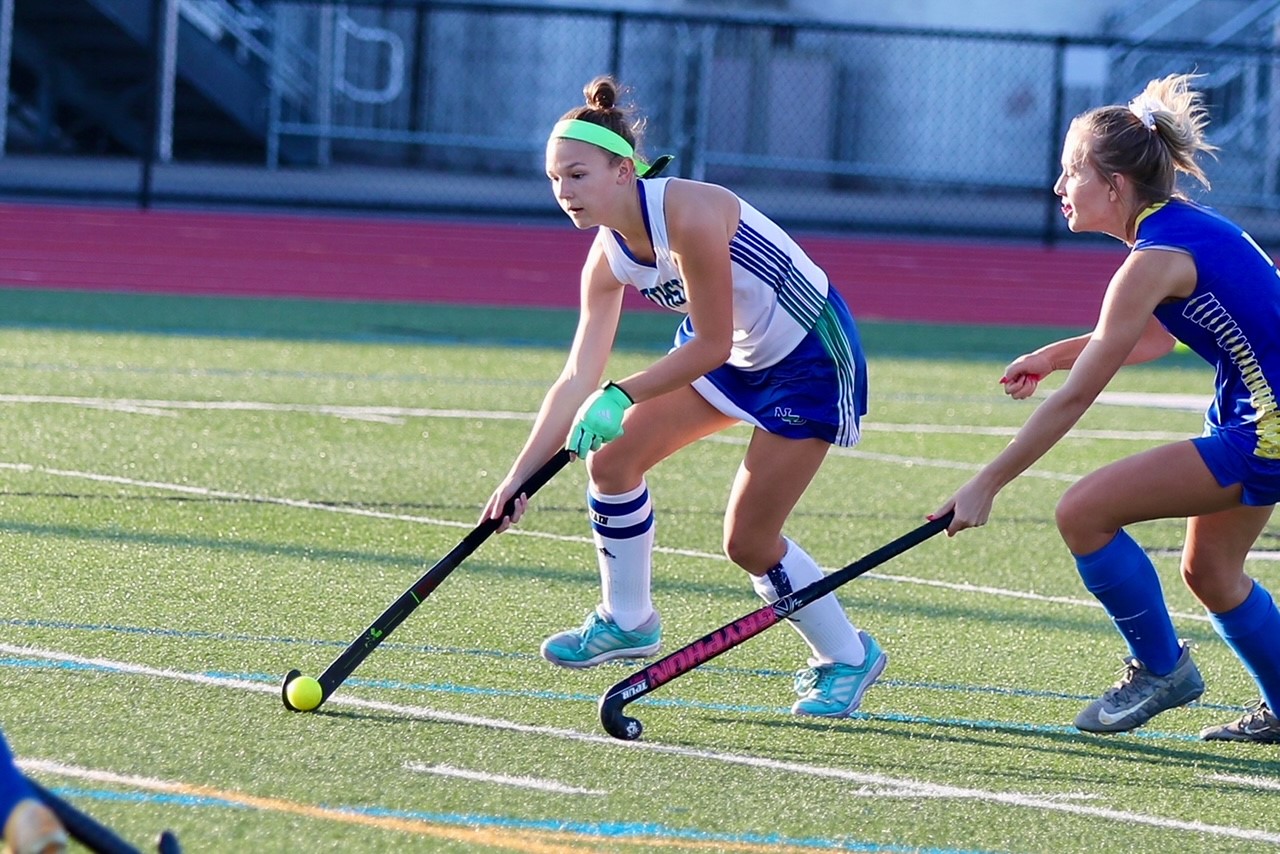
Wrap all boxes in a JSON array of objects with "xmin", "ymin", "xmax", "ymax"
[
  {"xmin": 27, "ymin": 778, "xmax": 142, "ymax": 854},
  {"xmin": 286, "ymin": 449, "xmax": 573, "ymax": 709}
]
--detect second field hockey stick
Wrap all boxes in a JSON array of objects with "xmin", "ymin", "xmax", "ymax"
[
  {"xmin": 598, "ymin": 511, "xmax": 953, "ymax": 740},
  {"xmin": 27, "ymin": 778, "xmax": 182, "ymax": 853},
  {"xmin": 282, "ymin": 449, "xmax": 573, "ymax": 711}
]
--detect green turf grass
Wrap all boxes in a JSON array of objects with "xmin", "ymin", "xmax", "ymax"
[{"xmin": 0, "ymin": 288, "xmax": 1275, "ymax": 853}]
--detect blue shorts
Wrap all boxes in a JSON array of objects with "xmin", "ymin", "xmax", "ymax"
[
  {"xmin": 1192, "ymin": 427, "xmax": 1280, "ymax": 506},
  {"xmin": 679, "ymin": 288, "xmax": 868, "ymax": 447}
]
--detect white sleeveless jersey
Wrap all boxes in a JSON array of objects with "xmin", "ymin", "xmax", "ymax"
[{"xmin": 595, "ymin": 177, "xmax": 830, "ymax": 370}]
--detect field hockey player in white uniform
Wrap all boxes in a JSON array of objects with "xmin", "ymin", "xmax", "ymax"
[{"xmin": 482, "ymin": 75, "xmax": 881, "ymax": 717}]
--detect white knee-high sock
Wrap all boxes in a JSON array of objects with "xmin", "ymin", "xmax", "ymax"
[
  {"xmin": 589, "ymin": 479, "xmax": 655, "ymax": 631},
  {"xmin": 751, "ymin": 538, "xmax": 865, "ymax": 665}
]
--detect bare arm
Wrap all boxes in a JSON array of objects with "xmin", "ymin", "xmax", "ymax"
[
  {"xmin": 1002, "ymin": 315, "xmax": 1177, "ymax": 400},
  {"xmin": 609, "ymin": 180, "xmax": 738, "ymax": 402},
  {"xmin": 936, "ymin": 248, "xmax": 1195, "ymax": 533},
  {"xmin": 482, "ymin": 239, "xmax": 625, "ymax": 523}
]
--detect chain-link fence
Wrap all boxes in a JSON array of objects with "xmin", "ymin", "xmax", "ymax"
[{"xmin": 3, "ymin": 0, "xmax": 1279, "ymax": 244}]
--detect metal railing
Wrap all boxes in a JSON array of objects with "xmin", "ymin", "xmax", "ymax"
[{"xmin": 3, "ymin": 0, "xmax": 1279, "ymax": 245}]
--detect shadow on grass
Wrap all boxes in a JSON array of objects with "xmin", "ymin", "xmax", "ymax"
[{"xmin": 708, "ymin": 712, "xmax": 1280, "ymax": 779}]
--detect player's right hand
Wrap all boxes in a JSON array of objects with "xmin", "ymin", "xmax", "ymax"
[
  {"xmin": 482, "ymin": 484, "xmax": 528, "ymax": 533},
  {"xmin": 932, "ymin": 476, "xmax": 997, "ymax": 537}
]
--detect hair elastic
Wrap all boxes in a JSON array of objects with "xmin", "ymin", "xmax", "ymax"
[{"xmin": 1128, "ymin": 94, "xmax": 1163, "ymax": 131}]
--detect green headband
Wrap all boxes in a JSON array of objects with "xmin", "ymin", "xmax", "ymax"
[{"xmin": 549, "ymin": 119, "xmax": 672, "ymax": 179}]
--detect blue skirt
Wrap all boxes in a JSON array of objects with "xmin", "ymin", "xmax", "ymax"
[
  {"xmin": 678, "ymin": 287, "xmax": 867, "ymax": 447},
  {"xmin": 1192, "ymin": 426, "xmax": 1280, "ymax": 505}
]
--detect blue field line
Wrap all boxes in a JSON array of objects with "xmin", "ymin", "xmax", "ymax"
[
  {"xmin": 2, "ymin": 656, "xmax": 1209, "ymax": 743},
  {"xmin": 223, "ymin": 670, "xmax": 778, "ymax": 715},
  {"xmin": 50, "ymin": 787, "xmax": 247, "ymax": 810},
  {"xmin": 0, "ymin": 617, "xmax": 1250, "ymax": 713},
  {"xmin": 46, "ymin": 786, "xmax": 993, "ymax": 853},
  {"xmin": 352, "ymin": 806, "xmax": 995, "ymax": 854},
  {"xmin": 1, "ymin": 657, "xmax": 102, "ymax": 671}
]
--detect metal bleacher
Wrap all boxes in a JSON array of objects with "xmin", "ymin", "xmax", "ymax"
[{"xmin": 8, "ymin": 0, "xmax": 310, "ymax": 162}]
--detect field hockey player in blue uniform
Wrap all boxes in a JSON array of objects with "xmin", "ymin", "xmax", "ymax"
[
  {"xmin": 935, "ymin": 73, "xmax": 1280, "ymax": 742},
  {"xmin": 1, "ymin": 731, "xmax": 67, "ymax": 854},
  {"xmin": 482, "ymin": 75, "xmax": 880, "ymax": 717}
]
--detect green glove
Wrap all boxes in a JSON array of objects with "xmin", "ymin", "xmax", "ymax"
[{"xmin": 566, "ymin": 382, "xmax": 633, "ymax": 457}]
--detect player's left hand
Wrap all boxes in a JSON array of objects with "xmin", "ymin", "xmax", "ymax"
[
  {"xmin": 999, "ymin": 352, "xmax": 1051, "ymax": 400},
  {"xmin": 566, "ymin": 382, "xmax": 633, "ymax": 457}
]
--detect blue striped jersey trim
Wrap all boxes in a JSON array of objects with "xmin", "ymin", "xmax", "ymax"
[
  {"xmin": 729, "ymin": 222, "xmax": 825, "ymax": 330},
  {"xmin": 813, "ymin": 300, "xmax": 860, "ymax": 446}
]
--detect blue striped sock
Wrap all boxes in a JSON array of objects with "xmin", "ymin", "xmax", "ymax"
[
  {"xmin": 588, "ymin": 480, "xmax": 655, "ymax": 632},
  {"xmin": 1209, "ymin": 581, "xmax": 1280, "ymax": 711},
  {"xmin": 750, "ymin": 539, "xmax": 864, "ymax": 665},
  {"xmin": 1074, "ymin": 529, "xmax": 1180, "ymax": 675}
]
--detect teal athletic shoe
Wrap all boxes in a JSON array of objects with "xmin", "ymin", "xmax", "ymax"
[
  {"xmin": 540, "ymin": 607, "xmax": 662, "ymax": 669},
  {"xmin": 791, "ymin": 631, "xmax": 887, "ymax": 717},
  {"xmin": 1074, "ymin": 641, "xmax": 1204, "ymax": 733}
]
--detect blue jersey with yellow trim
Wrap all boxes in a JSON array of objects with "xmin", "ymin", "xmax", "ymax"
[{"xmin": 1138, "ymin": 200, "xmax": 1280, "ymax": 459}]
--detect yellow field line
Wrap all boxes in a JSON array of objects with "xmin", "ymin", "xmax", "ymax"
[{"xmin": 21, "ymin": 760, "xmax": 830, "ymax": 853}]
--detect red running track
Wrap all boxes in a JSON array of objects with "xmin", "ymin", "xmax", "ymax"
[{"xmin": 0, "ymin": 202, "xmax": 1127, "ymax": 328}]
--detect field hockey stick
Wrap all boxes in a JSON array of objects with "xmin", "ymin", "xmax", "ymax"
[
  {"xmin": 598, "ymin": 511, "xmax": 953, "ymax": 740},
  {"xmin": 282, "ymin": 448, "xmax": 573, "ymax": 711},
  {"xmin": 27, "ymin": 778, "xmax": 181, "ymax": 853}
]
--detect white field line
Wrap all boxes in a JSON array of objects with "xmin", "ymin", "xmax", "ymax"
[
  {"xmin": 0, "ymin": 460, "xmax": 1221, "ymax": 624},
  {"xmin": 710, "ymin": 434, "xmax": 1083, "ymax": 482},
  {"xmin": 5, "ymin": 643, "xmax": 1277, "ymax": 845},
  {"xmin": 0, "ymin": 394, "xmax": 1194, "ymax": 442},
  {"xmin": 848, "ymin": 787, "xmax": 1101, "ymax": 802},
  {"xmin": 0, "ymin": 461, "xmax": 507, "ymax": 531},
  {"xmin": 14, "ymin": 759, "xmax": 588, "ymax": 852},
  {"xmin": 1151, "ymin": 548, "xmax": 1280, "ymax": 562},
  {"xmin": 857, "ymin": 573, "xmax": 1209, "ymax": 624},
  {"xmin": 18, "ymin": 758, "xmax": 231, "ymax": 798},
  {"xmin": 0, "ymin": 394, "xmax": 537, "ymax": 425},
  {"xmin": 1094, "ymin": 391, "xmax": 1209, "ymax": 412},
  {"xmin": 1206, "ymin": 773, "xmax": 1280, "ymax": 792},
  {"xmin": 874, "ymin": 423, "xmax": 1192, "ymax": 442},
  {"xmin": 403, "ymin": 762, "xmax": 605, "ymax": 795}
]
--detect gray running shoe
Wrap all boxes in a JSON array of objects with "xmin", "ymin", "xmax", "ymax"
[
  {"xmin": 1074, "ymin": 641, "xmax": 1204, "ymax": 733},
  {"xmin": 1200, "ymin": 701, "xmax": 1280, "ymax": 744}
]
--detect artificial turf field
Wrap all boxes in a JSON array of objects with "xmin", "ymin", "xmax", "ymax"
[{"xmin": 1, "ymin": 288, "xmax": 1278, "ymax": 853}]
